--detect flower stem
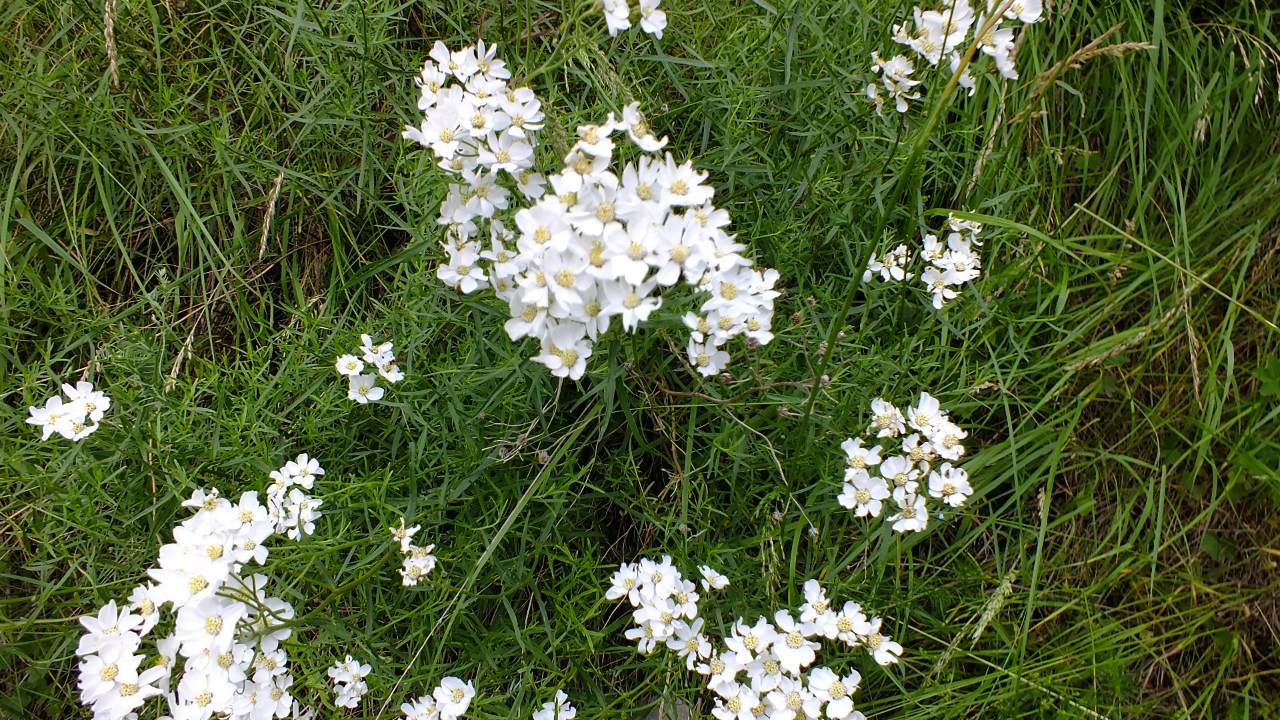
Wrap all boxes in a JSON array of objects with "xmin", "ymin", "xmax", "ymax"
[{"xmin": 801, "ymin": 1, "xmax": 1016, "ymax": 427}]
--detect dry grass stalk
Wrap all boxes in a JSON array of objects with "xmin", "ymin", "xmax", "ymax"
[
  {"xmin": 258, "ymin": 170, "xmax": 286, "ymax": 259},
  {"xmin": 103, "ymin": 0, "xmax": 120, "ymax": 87},
  {"xmin": 1013, "ymin": 23, "xmax": 1155, "ymax": 124}
]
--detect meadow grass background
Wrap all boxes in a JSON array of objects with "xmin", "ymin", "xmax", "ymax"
[{"xmin": 2, "ymin": 0, "xmax": 1279, "ymax": 717}]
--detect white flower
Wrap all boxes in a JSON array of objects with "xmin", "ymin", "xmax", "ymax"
[
  {"xmin": 347, "ymin": 374, "xmax": 386, "ymax": 404},
  {"xmin": 335, "ymin": 354, "xmax": 365, "ymax": 376},
  {"xmin": 710, "ymin": 681, "xmax": 759, "ymax": 720},
  {"xmin": 174, "ymin": 596, "xmax": 244, "ymax": 658},
  {"xmin": 927, "ymin": 463, "xmax": 972, "ymax": 507},
  {"xmin": 698, "ymin": 565, "xmax": 729, "ymax": 591},
  {"xmin": 533, "ymin": 321, "xmax": 592, "ymax": 380},
  {"xmin": 638, "ymin": 0, "xmax": 667, "ymax": 38},
  {"xmin": 837, "ymin": 474, "xmax": 891, "ymax": 518},
  {"xmin": 532, "ymin": 690, "xmax": 576, "ymax": 720},
  {"xmin": 765, "ymin": 674, "xmax": 822, "ymax": 720},
  {"xmin": 667, "ymin": 617, "xmax": 712, "ymax": 669},
  {"xmin": 688, "ymin": 338, "xmax": 731, "ymax": 377},
  {"xmin": 888, "ymin": 492, "xmax": 928, "ymax": 533},
  {"xmin": 879, "ymin": 455, "xmax": 920, "ymax": 495},
  {"xmin": 868, "ymin": 399, "xmax": 906, "ymax": 437},
  {"xmin": 76, "ymin": 601, "xmax": 143, "ymax": 659},
  {"xmin": 601, "ymin": 0, "xmax": 631, "ymax": 35},
  {"xmin": 64, "ymin": 381, "xmax": 111, "ymax": 422},
  {"xmin": 807, "ymin": 667, "xmax": 862, "ymax": 719},
  {"xmin": 770, "ymin": 611, "xmax": 819, "ymax": 675},
  {"xmin": 433, "ymin": 676, "xmax": 476, "ymax": 720},
  {"xmin": 862, "ymin": 618, "xmax": 903, "ymax": 665},
  {"xmin": 403, "ymin": 695, "xmax": 440, "ymax": 720}
]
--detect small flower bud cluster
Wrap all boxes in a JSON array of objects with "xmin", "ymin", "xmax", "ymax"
[
  {"xmin": 864, "ymin": 214, "xmax": 984, "ymax": 309},
  {"xmin": 868, "ymin": 0, "xmax": 1045, "ymax": 114},
  {"xmin": 532, "ymin": 690, "xmax": 577, "ymax": 720},
  {"xmin": 600, "ymin": 0, "xmax": 667, "ymax": 38},
  {"xmin": 74, "ymin": 458, "xmax": 326, "ymax": 720},
  {"xmin": 389, "ymin": 517, "xmax": 438, "ymax": 587},
  {"xmin": 327, "ymin": 655, "xmax": 372, "ymax": 709},
  {"xmin": 607, "ymin": 562, "xmax": 902, "ymax": 720},
  {"xmin": 266, "ymin": 454, "xmax": 326, "ymax": 540},
  {"xmin": 837, "ymin": 393, "xmax": 972, "ymax": 533},
  {"xmin": 400, "ymin": 676, "xmax": 477, "ymax": 720},
  {"xmin": 336, "ymin": 334, "xmax": 402, "ymax": 404},
  {"xmin": 26, "ymin": 380, "xmax": 111, "ymax": 441}
]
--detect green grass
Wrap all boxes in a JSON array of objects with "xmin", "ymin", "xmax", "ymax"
[{"xmin": 2, "ymin": 0, "xmax": 1278, "ymax": 718}]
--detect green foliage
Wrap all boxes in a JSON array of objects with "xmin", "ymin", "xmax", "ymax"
[{"xmin": 1, "ymin": 0, "xmax": 1277, "ymax": 718}]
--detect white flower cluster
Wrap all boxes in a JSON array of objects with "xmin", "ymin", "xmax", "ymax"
[
  {"xmin": 864, "ymin": 214, "xmax": 984, "ymax": 309},
  {"xmin": 868, "ymin": 0, "xmax": 1045, "ymax": 114},
  {"xmin": 26, "ymin": 381, "xmax": 111, "ymax": 441},
  {"xmin": 389, "ymin": 517, "xmax": 438, "ymax": 586},
  {"xmin": 266, "ymin": 454, "xmax": 326, "ymax": 540},
  {"xmin": 607, "ymin": 560, "xmax": 900, "ymax": 720},
  {"xmin": 400, "ymin": 677, "xmax": 477, "ymax": 720},
  {"xmin": 837, "ymin": 393, "xmax": 972, "ymax": 533},
  {"xmin": 403, "ymin": 41, "xmax": 545, "ymax": 275},
  {"xmin": 532, "ymin": 690, "xmax": 577, "ymax": 720},
  {"xmin": 600, "ymin": 0, "xmax": 667, "ymax": 38},
  {"xmin": 327, "ymin": 655, "xmax": 371, "ymax": 709},
  {"xmin": 74, "ymin": 458, "xmax": 327, "ymax": 720},
  {"xmin": 336, "ymin": 334, "xmax": 403, "ymax": 404},
  {"xmin": 464, "ymin": 116, "xmax": 777, "ymax": 378}
]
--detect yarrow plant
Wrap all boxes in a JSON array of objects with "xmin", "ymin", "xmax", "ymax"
[
  {"xmin": 607, "ymin": 558, "xmax": 900, "ymax": 720},
  {"xmin": 26, "ymin": 380, "xmax": 111, "ymax": 441},
  {"xmin": 74, "ymin": 454, "xmax": 326, "ymax": 720},
  {"xmin": 864, "ymin": 213, "xmax": 984, "ymax": 309},
  {"xmin": 836, "ymin": 393, "xmax": 972, "ymax": 533},
  {"xmin": 336, "ymin": 334, "xmax": 403, "ymax": 404},
  {"xmin": 327, "ymin": 655, "xmax": 372, "ymax": 709},
  {"xmin": 400, "ymin": 676, "xmax": 477, "ymax": 720},
  {"xmin": 405, "ymin": 46, "xmax": 780, "ymax": 380},
  {"xmin": 598, "ymin": 0, "xmax": 667, "ymax": 38},
  {"xmin": 389, "ymin": 517, "xmax": 439, "ymax": 587},
  {"xmin": 867, "ymin": 0, "xmax": 1045, "ymax": 115}
]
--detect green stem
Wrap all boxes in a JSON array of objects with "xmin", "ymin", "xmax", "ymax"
[{"xmin": 801, "ymin": 4, "xmax": 1015, "ymax": 426}]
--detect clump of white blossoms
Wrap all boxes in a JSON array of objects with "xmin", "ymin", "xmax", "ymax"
[
  {"xmin": 599, "ymin": 0, "xmax": 667, "ymax": 38},
  {"xmin": 327, "ymin": 655, "xmax": 372, "ymax": 709},
  {"xmin": 335, "ymin": 334, "xmax": 403, "ymax": 404},
  {"xmin": 267, "ymin": 454, "xmax": 327, "ymax": 540},
  {"xmin": 607, "ymin": 558, "xmax": 900, "ymax": 720},
  {"xmin": 404, "ymin": 44, "xmax": 779, "ymax": 380},
  {"xmin": 389, "ymin": 517, "xmax": 438, "ymax": 587},
  {"xmin": 74, "ymin": 455, "xmax": 326, "ymax": 720},
  {"xmin": 867, "ymin": 0, "xmax": 1045, "ymax": 115},
  {"xmin": 402, "ymin": 41, "xmax": 545, "ymax": 291},
  {"xmin": 26, "ymin": 380, "xmax": 111, "ymax": 441},
  {"xmin": 836, "ymin": 392, "xmax": 972, "ymax": 533},
  {"xmin": 864, "ymin": 214, "xmax": 984, "ymax": 309},
  {"xmin": 400, "ymin": 676, "xmax": 477, "ymax": 720}
]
